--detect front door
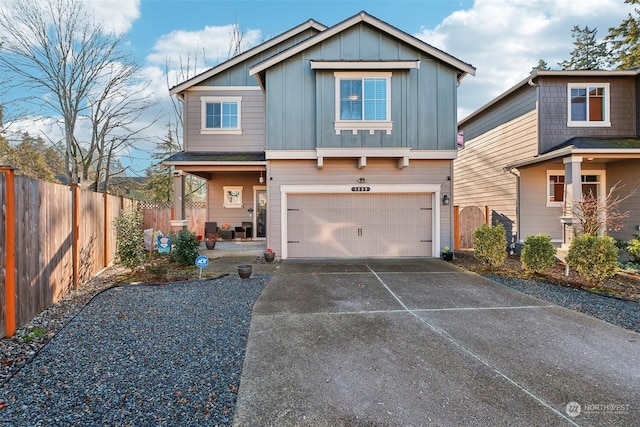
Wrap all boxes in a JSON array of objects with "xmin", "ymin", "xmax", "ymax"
[{"xmin": 255, "ymin": 189, "xmax": 267, "ymax": 238}]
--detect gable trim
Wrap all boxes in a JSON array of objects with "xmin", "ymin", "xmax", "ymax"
[
  {"xmin": 169, "ymin": 19, "xmax": 328, "ymax": 96},
  {"xmin": 249, "ymin": 11, "xmax": 475, "ymax": 80},
  {"xmin": 310, "ymin": 60, "xmax": 420, "ymax": 70}
]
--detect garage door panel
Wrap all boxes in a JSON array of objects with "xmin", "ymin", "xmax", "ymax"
[{"xmin": 287, "ymin": 193, "xmax": 433, "ymax": 258}]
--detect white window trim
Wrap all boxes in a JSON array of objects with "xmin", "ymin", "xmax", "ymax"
[
  {"xmin": 546, "ymin": 171, "xmax": 565, "ymax": 208},
  {"xmin": 567, "ymin": 83, "xmax": 611, "ymax": 128},
  {"xmin": 334, "ymin": 71, "xmax": 392, "ymax": 135},
  {"xmin": 546, "ymin": 170, "xmax": 605, "ymax": 208},
  {"xmin": 200, "ymin": 96, "xmax": 243, "ymax": 135}
]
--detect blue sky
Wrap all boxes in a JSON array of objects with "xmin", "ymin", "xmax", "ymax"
[{"xmin": 2, "ymin": 0, "xmax": 636, "ymax": 176}]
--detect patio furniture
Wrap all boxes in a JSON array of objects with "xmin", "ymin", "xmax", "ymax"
[{"xmin": 242, "ymin": 221, "xmax": 253, "ymax": 239}]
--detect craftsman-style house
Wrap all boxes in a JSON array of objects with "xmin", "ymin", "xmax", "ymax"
[
  {"xmin": 456, "ymin": 70, "xmax": 640, "ymax": 250},
  {"xmin": 166, "ymin": 11, "xmax": 475, "ymax": 259}
]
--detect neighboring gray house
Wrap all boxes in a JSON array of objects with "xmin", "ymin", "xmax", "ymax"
[
  {"xmin": 455, "ymin": 70, "xmax": 640, "ymax": 249},
  {"xmin": 166, "ymin": 11, "xmax": 475, "ymax": 259}
]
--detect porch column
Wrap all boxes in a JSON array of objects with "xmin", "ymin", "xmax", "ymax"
[
  {"xmin": 170, "ymin": 170, "xmax": 187, "ymax": 231},
  {"xmin": 560, "ymin": 156, "xmax": 583, "ymax": 248}
]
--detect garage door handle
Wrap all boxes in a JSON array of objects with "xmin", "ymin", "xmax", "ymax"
[
  {"xmin": 420, "ymin": 240, "xmax": 432, "ymax": 243},
  {"xmin": 288, "ymin": 241, "xmax": 299, "ymax": 244}
]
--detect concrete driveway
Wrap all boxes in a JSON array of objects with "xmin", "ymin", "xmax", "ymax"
[{"xmin": 233, "ymin": 259, "xmax": 639, "ymax": 427}]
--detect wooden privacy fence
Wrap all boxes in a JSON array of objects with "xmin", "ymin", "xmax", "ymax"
[
  {"xmin": 0, "ymin": 169, "xmax": 134, "ymax": 338},
  {"xmin": 140, "ymin": 201, "xmax": 206, "ymax": 236}
]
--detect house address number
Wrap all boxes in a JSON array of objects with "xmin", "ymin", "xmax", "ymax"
[{"xmin": 351, "ymin": 186, "xmax": 371, "ymax": 192}]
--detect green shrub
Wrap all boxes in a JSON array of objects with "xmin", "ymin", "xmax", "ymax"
[
  {"xmin": 566, "ymin": 234, "xmax": 618, "ymax": 285},
  {"xmin": 627, "ymin": 235, "xmax": 640, "ymax": 262},
  {"xmin": 114, "ymin": 207, "xmax": 145, "ymax": 268},
  {"xmin": 472, "ymin": 223, "xmax": 507, "ymax": 267},
  {"xmin": 521, "ymin": 234, "xmax": 556, "ymax": 273},
  {"xmin": 170, "ymin": 229, "xmax": 200, "ymax": 266}
]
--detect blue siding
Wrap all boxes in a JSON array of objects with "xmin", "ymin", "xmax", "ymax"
[
  {"xmin": 265, "ymin": 23, "xmax": 460, "ymax": 151},
  {"xmin": 202, "ymin": 28, "xmax": 321, "ymax": 87}
]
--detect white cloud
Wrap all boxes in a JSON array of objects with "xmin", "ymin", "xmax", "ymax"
[
  {"xmin": 85, "ymin": 0, "xmax": 141, "ymax": 34},
  {"xmin": 147, "ymin": 24, "xmax": 263, "ymax": 69},
  {"xmin": 413, "ymin": 0, "xmax": 635, "ymax": 119}
]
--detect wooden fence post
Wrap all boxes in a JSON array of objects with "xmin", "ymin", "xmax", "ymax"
[
  {"xmin": 1, "ymin": 167, "xmax": 17, "ymax": 337},
  {"xmin": 453, "ymin": 205, "xmax": 460, "ymax": 250},
  {"xmin": 71, "ymin": 184, "xmax": 80, "ymax": 289},
  {"xmin": 485, "ymin": 205, "xmax": 490, "ymax": 225},
  {"xmin": 103, "ymin": 192, "xmax": 109, "ymax": 268}
]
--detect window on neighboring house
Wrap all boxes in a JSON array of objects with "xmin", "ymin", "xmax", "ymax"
[
  {"xmin": 200, "ymin": 96, "xmax": 242, "ymax": 134},
  {"xmin": 547, "ymin": 172, "xmax": 602, "ymax": 206},
  {"xmin": 567, "ymin": 83, "xmax": 610, "ymax": 127},
  {"xmin": 334, "ymin": 72, "xmax": 392, "ymax": 135}
]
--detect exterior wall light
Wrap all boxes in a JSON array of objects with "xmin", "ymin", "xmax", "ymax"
[{"xmin": 442, "ymin": 194, "xmax": 450, "ymax": 205}]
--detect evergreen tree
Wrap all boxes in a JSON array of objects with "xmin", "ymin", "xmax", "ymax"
[
  {"xmin": 530, "ymin": 58, "xmax": 551, "ymax": 74},
  {"xmin": 559, "ymin": 25, "xmax": 610, "ymax": 70},
  {"xmin": 606, "ymin": 0, "xmax": 640, "ymax": 69},
  {"xmin": 143, "ymin": 124, "xmax": 181, "ymax": 202},
  {"xmin": 0, "ymin": 131, "xmax": 63, "ymax": 182}
]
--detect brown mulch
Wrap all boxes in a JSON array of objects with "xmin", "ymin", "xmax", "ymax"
[{"xmin": 452, "ymin": 249, "xmax": 640, "ymax": 302}]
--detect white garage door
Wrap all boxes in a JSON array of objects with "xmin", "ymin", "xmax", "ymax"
[{"xmin": 287, "ymin": 193, "xmax": 433, "ymax": 258}]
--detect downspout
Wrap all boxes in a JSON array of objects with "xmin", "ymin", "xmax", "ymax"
[{"xmin": 504, "ymin": 166, "xmax": 521, "ymax": 254}]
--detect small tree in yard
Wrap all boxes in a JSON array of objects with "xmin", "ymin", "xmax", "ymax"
[
  {"xmin": 114, "ymin": 207, "xmax": 145, "ymax": 268},
  {"xmin": 566, "ymin": 234, "xmax": 618, "ymax": 285},
  {"xmin": 521, "ymin": 234, "xmax": 556, "ymax": 273},
  {"xmin": 568, "ymin": 182, "xmax": 633, "ymax": 236},
  {"xmin": 170, "ymin": 229, "xmax": 200, "ymax": 266},
  {"xmin": 472, "ymin": 223, "xmax": 507, "ymax": 267}
]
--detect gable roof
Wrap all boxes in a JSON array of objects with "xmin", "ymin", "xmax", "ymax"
[
  {"xmin": 249, "ymin": 11, "xmax": 475, "ymax": 86},
  {"xmin": 459, "ymin": 69, "xmax": 640, "ymax": 127},
  {"xmin": 169, "ymin": 19, "xmax": 328, "ymax": 96}
]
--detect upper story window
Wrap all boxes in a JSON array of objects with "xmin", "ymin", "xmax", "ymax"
[
  {"xmin": 334, "ymin": 72, "xmax": 392, "ymax": 135},
  {"xmin": 567, "ymin": 83, "xmax": 610, "ymax": 127},
  {"xmin": 200, "ymin": 96, "xmax": 242, "ymax": 135}
]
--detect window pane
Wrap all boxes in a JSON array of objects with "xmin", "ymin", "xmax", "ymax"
[
  {"xmin": 571, "ymin": 88, "xmax": 586, "ymax": 121},
  {"xmin": 588, "ymin": 87, "xmax": 604, "ymax": 121},
  {"xmin": 221, "ymin": 102, "xmax": 238, "ymax": 128},
  {"xmin": 340, "ymin": 80, "xmax": 362, "ymax": 120},
  {"xmin": 549, "ymin": 175, "xmax": 564, "ymax": 202},
  {"xmin": 206, "ymin": 103, "xmax": 222, "ymax": 128},
  {"xmin": 363, "ymin": 78, "xmax": 387, "ymax": 120}
]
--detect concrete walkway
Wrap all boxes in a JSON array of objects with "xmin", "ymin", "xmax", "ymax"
[{"xmin": 233, "ymin": 259, "xmax": 639, "ymax": 426}]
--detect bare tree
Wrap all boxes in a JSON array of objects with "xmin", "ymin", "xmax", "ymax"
[
  {"xmin": 86, "ymin": 61, "xmax": 160, "ymax": 191},
  {"xmin": 568, "ymin": 182, "xmax": 635, "ymax": 236},
  {"xmin": 0, "ymin": 0, "xmax": 136, "ymax": 185}
]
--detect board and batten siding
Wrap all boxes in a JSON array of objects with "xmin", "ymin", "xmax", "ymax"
[
  {"xmin": 538, "ymin": 76, "xmax": 636, "ymax": 153},
  {"xmin": 183, "ymin": 88, "xmax": 265, "ymax": 152},
  {"xmin": 455, "ymin": 108, "xmax": 538, "ymax": 238},
  {"xmin": 267, "ymin": 158, "xmax": 452, "ymax": 256},
  {"xmin": 265, "ymin": 23, "xmax": 459, "ymax": 151},
  {"xmin": 200, "ymin": 27, "xmax": 321, "ymax": 87}
]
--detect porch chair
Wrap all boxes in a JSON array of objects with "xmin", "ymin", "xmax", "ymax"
[
  {"xmin": 242, "ymin": 221, "xmax": 253, "ymax": 239},
  {"xmin": 204, "ymin": 222, "xmax": 218, "ymax": 238}
]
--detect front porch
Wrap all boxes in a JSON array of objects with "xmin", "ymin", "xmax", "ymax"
[{"xmin": 199, "ymin": 239, "xmax": 267, "ymax": 258}]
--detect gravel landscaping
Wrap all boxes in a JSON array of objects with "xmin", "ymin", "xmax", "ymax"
[
  {"xmin": 1, "ymin": 263, "xmax": 638, "ymax": 426},
  {"xmin": 485, "ymin": 274, "xmax": 640, "ymax": 333},
  {"xmin": 1, "ymin": 274, "xmax": 268, "ymax": 427}
]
